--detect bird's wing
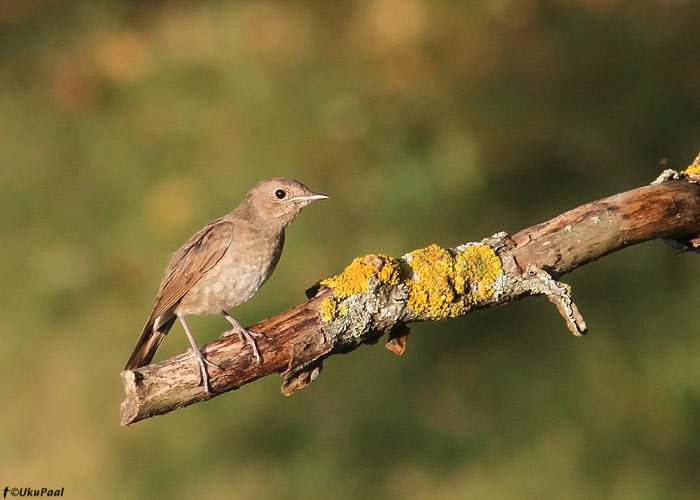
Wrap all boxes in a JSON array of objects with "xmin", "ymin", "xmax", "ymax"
[
  {"xmin": 125, "ymin": 217, "xmax": 235, "ymax": 370},
  {"xmin": 148, "ymin": 217, "xmax": 234, "ymax": 323}
]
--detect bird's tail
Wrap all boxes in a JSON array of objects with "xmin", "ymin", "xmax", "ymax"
[{"xmin": 124, "ymin": 315, "xmax": 176, "ymax": 370}]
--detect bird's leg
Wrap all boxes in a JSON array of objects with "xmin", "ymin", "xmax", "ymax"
[
  {"xmin": 178, "ymin": 313, "xmax": 220, "ymax": 394},
  {"xmin": 220, "ymin": 311, "xmax": 266, "ymax": 364}
]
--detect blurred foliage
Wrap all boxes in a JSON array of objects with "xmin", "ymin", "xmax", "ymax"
[{"xmin": 1, "ymin": 0, "xmax": 699, "ymax": 498}]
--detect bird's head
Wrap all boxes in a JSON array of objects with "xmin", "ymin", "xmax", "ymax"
[{"xmin": 242, "ymin": 178, "xmax": 328, "ymax": 227}]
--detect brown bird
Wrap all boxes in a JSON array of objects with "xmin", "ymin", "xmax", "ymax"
[{"xmin": 125, "ymin": 178, "xmax": 328, "ymax": 393}]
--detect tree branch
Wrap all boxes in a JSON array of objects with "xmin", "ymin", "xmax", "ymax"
[{"xmin": 120, "ymin": 166, "xmax": 700, "ymax": 426}]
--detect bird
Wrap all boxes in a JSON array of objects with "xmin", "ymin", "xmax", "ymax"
[{"xmin": 124, "ymin": 178, "xmax": 328, "ymax": 393}]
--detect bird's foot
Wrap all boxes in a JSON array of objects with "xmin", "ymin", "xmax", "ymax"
[
  {"xmin": 189, "ymin": 347, "xmax": 220, "ymax": 395},
  {"xmin": 221, "ymin": 326, "xmax": 265, "ymax": 364},
  {"xmin": 219, "ymin": 327, "xmax": 267, "ymax": 364},
  {"xmin": 220, "ymin": 312, "xmax": 266, "ymax": 364},
  {"xmin": 240, "ymin": 328, "xmax": 266, "ymax": 365}
]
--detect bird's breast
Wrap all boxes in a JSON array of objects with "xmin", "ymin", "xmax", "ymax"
[{"xmin": 176, "ymin": 229, "xmax": 284, "ymax": 316}]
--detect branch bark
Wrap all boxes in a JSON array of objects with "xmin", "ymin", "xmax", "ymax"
[{"xmin": 120, "ymin": 169, "xmax": 700, "ymax": 426}]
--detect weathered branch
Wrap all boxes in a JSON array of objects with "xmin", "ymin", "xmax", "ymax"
[{"xmin": 121, "ymin": 165, "xmax": 700, "ymax": 426}]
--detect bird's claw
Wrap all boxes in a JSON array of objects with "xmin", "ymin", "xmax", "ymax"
[
  {"xmin": 190, "ymin": 347, "xmax": 219, "ymax": 395},
  {"xmin": 237, "ymin": 328, "xmax": 267, "ymax": 346},
  {"xmin": 220, "ymin": 327, "xmax": 263, "ymax": 364},
  {"xmin": 220, "ymin": 312, "xmax": 265, "ymax": 365}
]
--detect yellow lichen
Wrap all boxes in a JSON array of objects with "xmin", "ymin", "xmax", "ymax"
[
  {"xmin": 319, "ymin": 254, "xmax": 402, "ymax": 321},
  {"xmin": 405, "ymin": 244, "xmax": 463, "ymax": 318},
  {"xmin": 683, "ymin": 165, "xmax": 700, "ymax": 175},
  {"xmin": 681, "ymin": 154, "xmax": 700, "ymax": 175},
  {"xmin": 405, "ymin": 243, "xmax": 503, "ymax": 319},
  {"xmin": 454, "ymin": 244, "xmax": 503, "ymax": 303},
  {"xmin": 318, "ymin": 243, "xmax": 504, "ymax": 322},
  {"xmin": 319, "ymin": 296, "xmax": 338, "ymax": 322}
]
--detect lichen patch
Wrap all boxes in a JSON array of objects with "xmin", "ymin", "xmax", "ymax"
[
  {"xmin": 404, "ymin": 243, "xmax": 503, "ymax": 319},
  {"xmin": 319, "ymin": 254, "xmax": 403, "ymax": 321},
  {"xmin": 318, "ymin": 243, "xmax": 504, "ymax": 322},
  {"xmin": 682, "ymin": 161, "xmax": 700, "ymax": 175}
]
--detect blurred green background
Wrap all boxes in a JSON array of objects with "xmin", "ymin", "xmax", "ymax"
[{"xmin": 2, "ymin": 0, "xmax": 699, "ymax": 498}]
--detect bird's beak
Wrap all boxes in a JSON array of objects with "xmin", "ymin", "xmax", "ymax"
[{"xmin": 291, "ymin": 192, "xmax": 329, "ymax": 203}]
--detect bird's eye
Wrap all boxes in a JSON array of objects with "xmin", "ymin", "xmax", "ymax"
[{"xmin": 275, "ymin": 189, "xmax": 286, "ymax": 199}]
